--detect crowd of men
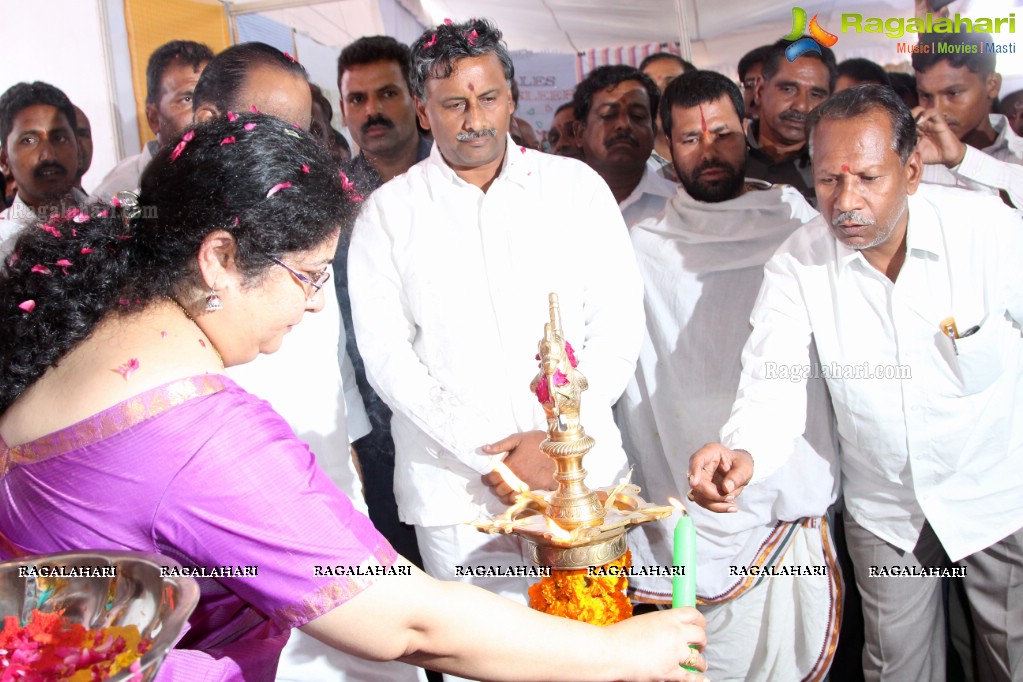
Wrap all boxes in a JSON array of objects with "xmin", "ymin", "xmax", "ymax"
[{"xmin": 1, "ymin": 14, "xmax": 1021, "ymax": 682}]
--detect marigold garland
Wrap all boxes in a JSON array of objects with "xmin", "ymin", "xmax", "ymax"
[{"xmin": 528, "ymin": 550, "xmax": 633, "ymax": 625}]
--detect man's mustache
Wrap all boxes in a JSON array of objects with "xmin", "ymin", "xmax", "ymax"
[
  {"xmin": 832, "ymin": 210, "xmax": 875, "ymax": 227},
  {"xmin": 34, "ymin": 162, "xmax": 69, "ymax": 178},
  {"xmin": 779, "ymin": 110, "xmax": 808, "ymax": 124},
  {"xmin": 456, "ymin": 129, "xmax": 497, "ymax": 141},
  {"xmin": 605, "ymin": 133, "xmax": 638, "ymax": 148},
  {"xmin": 361, "ymin": 115, "xmax": 394, "ymax": 133}
]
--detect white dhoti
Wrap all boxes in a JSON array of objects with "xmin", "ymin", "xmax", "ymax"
[{"xmin": 699, "ymin": 518, "xmax": 842, "ymax": 682}]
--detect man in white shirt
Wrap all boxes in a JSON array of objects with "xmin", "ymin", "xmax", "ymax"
[
  {"xmin": 913, "ymin": 31, "xmax": 1023, "ymax": 208},
  {"xmin": 619, "ymin": 69, "xmax": 839, "ymax": 681},
  {"xmin": 348, "ymin": 18, "xmax": 642, "ymax": 637},
  {"xmin": 691, "ymin": 85, "xmax": 1023, "ymax": 682},
  {"xmin": 0, "ymin": 81, "xmax": 88, "ymax": 258},
  {"xmin": 573, "ymin": 65, "xmax": 677, "ymax": 227},
  {"xmin": 93, "ymin": 40, "xmax": 212, "ymax": 200}
]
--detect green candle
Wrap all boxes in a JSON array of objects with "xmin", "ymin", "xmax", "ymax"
[
  {"xmin": 672, "ymin": 511, "xmax": 696, "ymax": 608},
  {"xmin": 673, "ymin": 509, "xmax": 698, "ymax": 672}
]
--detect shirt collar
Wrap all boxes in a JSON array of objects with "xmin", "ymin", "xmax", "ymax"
[
  {"xmin": 620, "ymin": 156, "xmax": 677, "ymax": 211},
  {"xmin": 426, "ymin": 134, "xmax": 533, "ymax": 190},
  {"xmin": 834, "ymin": 189, "xmax": 942, "ymax": 272}
]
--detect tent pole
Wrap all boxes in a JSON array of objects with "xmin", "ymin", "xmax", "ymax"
[{"xmin": 674, "ymin": 0, "xmax": 693, "ymax": 62}]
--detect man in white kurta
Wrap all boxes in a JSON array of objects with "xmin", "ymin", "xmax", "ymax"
[
  {"xmin": 618, "ymin": 71, "xmax": 840, "ymax": 681},
  {"xmin": 693, "ymin": 86, "xmax": 1023, "ymax": 682},
  {"xmin": 348, "ymin": 20, "xmax": 642, "ymax": 629}
]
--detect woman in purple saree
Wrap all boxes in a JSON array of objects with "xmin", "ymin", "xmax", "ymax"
[{"xmin": 0, "ymin": 113, "xmax": 706, "ymax": 682}]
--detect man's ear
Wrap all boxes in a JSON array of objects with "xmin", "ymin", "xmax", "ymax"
[
  {"xmin": 193, "ymin": 103, "xmax": 220, "ymax": 125},
  {"xmin": 0, "ymin": 146, "xmax": 8, "ymax": 177},
  {"xmin": 145, "ymin": 103, "xmax": 160, "ymax": 138},
  {"xmin": 904, "ymin": 149, "xmax": 923, "ymax": 195},
  {"xmin": 414, "ymin": 97, "xmax": 431, "ymax": 131},
  {"xmin": 986, "ymin": 72, "xmax": 1003, "ymax": 103}
]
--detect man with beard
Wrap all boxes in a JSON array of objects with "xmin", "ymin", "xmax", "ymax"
[
  {"xmin": 913, "ymin": 31, "xmax": 1023, "ymax": 208},
  {"xmin": 94, "ymin": 40, "xmax": 212, "ymax": 199},
  {"xmin": 618, "ymin": 70, "xmax": 839, "ymax": 681},
  {"xmin": 574, "ymin": 65, "xmax": 677, "ymax": 226},
  {"xmin": 747, "ymin": 37, "xmax": 836, "ymax": 204},
  {"xmin": 0, "ymin": 81, "xmax": 85, "ymax": 258},
  {"xmin": 691, "ymin": 85, "xmax": 1023, "ymax": 682},
  {"xmin": 332, "ymin": 34, "xmax": 430, "ymax": 587}
]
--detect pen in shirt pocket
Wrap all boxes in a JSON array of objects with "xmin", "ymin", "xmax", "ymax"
[{"xmin": 939, "ymin": 317, "xmax": 981, "ymax": 355}]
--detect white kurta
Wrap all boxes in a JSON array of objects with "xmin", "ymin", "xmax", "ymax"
[
  {"xmin": 619, "ymin": 181, "xmax": 839, "ymax": 599},
  {"xmin": 348, "ymin": 137, "xmax": 644, "ymax": 528},
  {"xmin": 618, "ymin": 155, "xmax": 678, "ymax": 228}
]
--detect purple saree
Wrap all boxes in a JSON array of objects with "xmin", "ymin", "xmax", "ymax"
[{"xmin": 0, "ymin": 375, "xmax": 397, "ymax": 681}]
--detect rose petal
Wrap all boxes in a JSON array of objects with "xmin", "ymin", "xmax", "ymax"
[
  {"xmin": 170, "ymin": 140, "xmax": 187, "ymax": 161},
  {"xmin": 55, "ymin": 259, "xmax": 71, "ymax": 267},
  {"xmin": 220, "ymin": 136, "xmax": 236, "ymax": 145},
  {"xmin": 31, "ymin": 264, "xmax": 51, "ymax": 274},
  {"xmin": 110, "ymin": 196, "xmax": 122, "ymax": 207},
  {"xmin": 81, "ymin": 247, "xmax": 94, "ymax": 254},
  {"xmin": 301, "ymin": 164, "xmax": 310, "ymax": 173},
  {"xmin": 444, "ymin": 18, "xmax": 453, "ymax": 24},
  {"xmin": 161, "ymin": 330, "xmax": 168, "ymax": 338},
  {"xmin": 244, "ymin": 122, "xmax": 257, "ymax": 131},
  {"xmin": 182, "ymin": 130, "xmax": 195, "ymax": 141},
  {"xmin": 227, "ymin": 111, "xmax": 239, "ymax": 122},
  {"xmin": 553, "ymin": 369, "xmax": 569, "ymax": 386},
  {"xmin": 520, "ymin": 146, "xmax": 527, "ymax": 154},
  {"xmin": 72, "ymin": 213, "xmax": 89, "ymax": 223},
  {"xmin": 466, "ymin": 29, "xmax": 479, "ymax": 45},
  {"xmin": 250, "ymin": 105, "xmax": 260, "ymax": 114},
  {"xmin": 18, "ymin": 300, "xmax": 35, "ymax": 313},
  {"xmin": 565, "ymin": 341, "xmax": 578, "ymax": 367},
  {"xmin": 40, "ymin": 224, "xmax": 62, "ymax": 238},
  {"xmin": 116, "ymin": 358, "xmax": 140, "ymax": 381},
  {"xmin": 284, "ymin": 51, "xmax": 296, "ymax": 63},
  {"xmin": 266, "ymin": 181, "xmax": 292, "ymax": 198},
  {"xmin": 198, "ymin": 339, "xmax": 206, "ymax": 348},
  {"xmin": 424, "ymin": 33, "xmax": 437, "ymax": 48}
]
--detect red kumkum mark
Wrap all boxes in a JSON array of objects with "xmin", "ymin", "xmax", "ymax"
[{"xmin": 841, "ymin": 164, "xmax": 851, "ymax": 173}]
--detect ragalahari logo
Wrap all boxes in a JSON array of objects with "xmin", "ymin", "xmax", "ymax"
[{"xmin": 785, "ymin": 7, "xmax": 839, "ymax": 61}]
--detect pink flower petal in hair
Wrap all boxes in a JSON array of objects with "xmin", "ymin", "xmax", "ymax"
[
  {"xmin": 250, "ymin": 105, "xmax": 260, "ymax": 114},
  {"xmin": 116, "ymin": 357, "xmax": 140, "ymax": 381},
  {"xmin": 96, "ymin": 209, "xmax": 109, "ymax": 218},
  {"xmin": 221, "ymin": 136, "xmax": 236, "ymax": 145},
  {"xmin": 301, "ymin": 164, "xmax": 310, "ymax": 173},
  {"xmin": 170, "ymin": 130, "xmax": 195, "ymax": 161},
  {"xmin": 466, "ymin": 29, "xmax": 479, "ymax": 45},
  {"xmin": 266, "ymin": 181, "xmax": 292, "ymax": 198},
  {"xmin": 227, "ymin": 111, "xmax": 239, "ymax": 122},
  {"xmin": 81, "ymin": 247, "xmax": 94, "ymax": 254},
  {"xmin": 443, "ymin": 18, "xmax": 453, "ymax": 25},
  {"xmin": 338, "ymin": 171, "xmax": 356, "ymax": 192},
  {"xmin": 244, "ymin": 122, "xmax": 257, "ymax": 131},
  {"xmin": 424, "ymin": 33, "xmax": 437, "ymax": 48},
  {"xmin": 110, "ymin": 196, "xmax": 122, "ymax": 207},
  {"xmin": 284, "ymin": 51, "xmax": 297, "ymax": 63},
  {"xmin": 351, "ymin": 194, "xmax": 364, "ymax": 202},
  {"xmin": 30, "ymin": 264, "xmax": 50, "ymax": 274},
  {"xmin": 40, "ymin": 224, "xmax": 62, "ymax": 238},
  {"xmin": 18, "ymin": 300, "xmax": 36, "ymax": 313},
  {"xmin": 55, "ymin": 258, "xmax": 72, "ymax": 274}
]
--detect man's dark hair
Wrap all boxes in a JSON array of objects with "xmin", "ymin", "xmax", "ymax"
[
  {"xmin": 912, "ymin": 32, "xmax": 996, "ymax": 75},
  {"xmin": 145, "ymin": 40, "xmax": 214, "ymax": 105},
  {"xmin": 554, "ymin": 101, "xmax": 573, "ymax": 117},
  {"xmin": 737, "ymin": 45, "xmax": 773, "ymax": 82},
  {"xmin": 310, "ymin": 83, "xmax": 333, "ymax": 121},
  {"xmin": 332, "ymin": 128, "xmax": 351, "ymax": 154},
  {"xmin": 0, "ymin": 81, "xmax": 76, "ymax": 148},
  {"xmin": 807, "ymin": 84, "xmax": 917, "ymax": 163},
  {"xmin": 572, "ymin": 65, "xmax": 660, "ymax": 130},
  {"xmin": 761, "ymin": 37, "xmax": 838, "ymax": 92},
  {"xmin": 837, "ymin": 58, "xmax": 890, "ymax": 87},
  {"xmin": 638, "ymin": 52, "xmax": 695, "ymax": 74},
  {"xmin": 659, "ymin": 70, "xmax": 744, "ymax": 139},
  {"xmin": 193, "ymin": 42, "xmax": 308, "ymax": 114},
  {"xmin": 409, "ymin": 18, "xmax": 513, "ymax": 100},
  {"xmin": 337, "ymin": 35, "xmax": 412, "ymax": 90}
]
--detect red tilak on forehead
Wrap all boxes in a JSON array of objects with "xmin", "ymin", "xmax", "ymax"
[
  {"xmin": 700, "ymin": 105, "xmax": 708, "ymax": 134},
  {"xmin": 841, "ymin": 164, "xmax": 851, "ymax": 173}
]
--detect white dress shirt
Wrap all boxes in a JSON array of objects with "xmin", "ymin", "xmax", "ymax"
[
  {"xmin": 722, "ymin": 184, "xmax": 1023, "ymax": 562},
  {"xmin": 922, "ymin": 114, "xmax": 1023, "ymax": 207},
  {"xmin": 348, "ymin": 137, "xmax": 644, "ymax": 527},
  {"xmin": 92, "ymin": 140, "xmax": 159, "ymax": 201},
  {"xmin": 620, "ymin": 181, "xmax": 838, "ymax": 597},
  {"xmin": 619, "ymin": 155, "xmax": 678, "ymax": 228}
]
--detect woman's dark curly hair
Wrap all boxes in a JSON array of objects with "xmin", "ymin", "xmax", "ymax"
[{"xmin": 0, "ymin": 113, "xmax": 350, "ymax": 413}]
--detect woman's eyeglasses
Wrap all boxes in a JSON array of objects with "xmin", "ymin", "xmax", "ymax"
[{"xmin": 270, "ymin": 257, "xmax": 331, "ymax": 294}]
